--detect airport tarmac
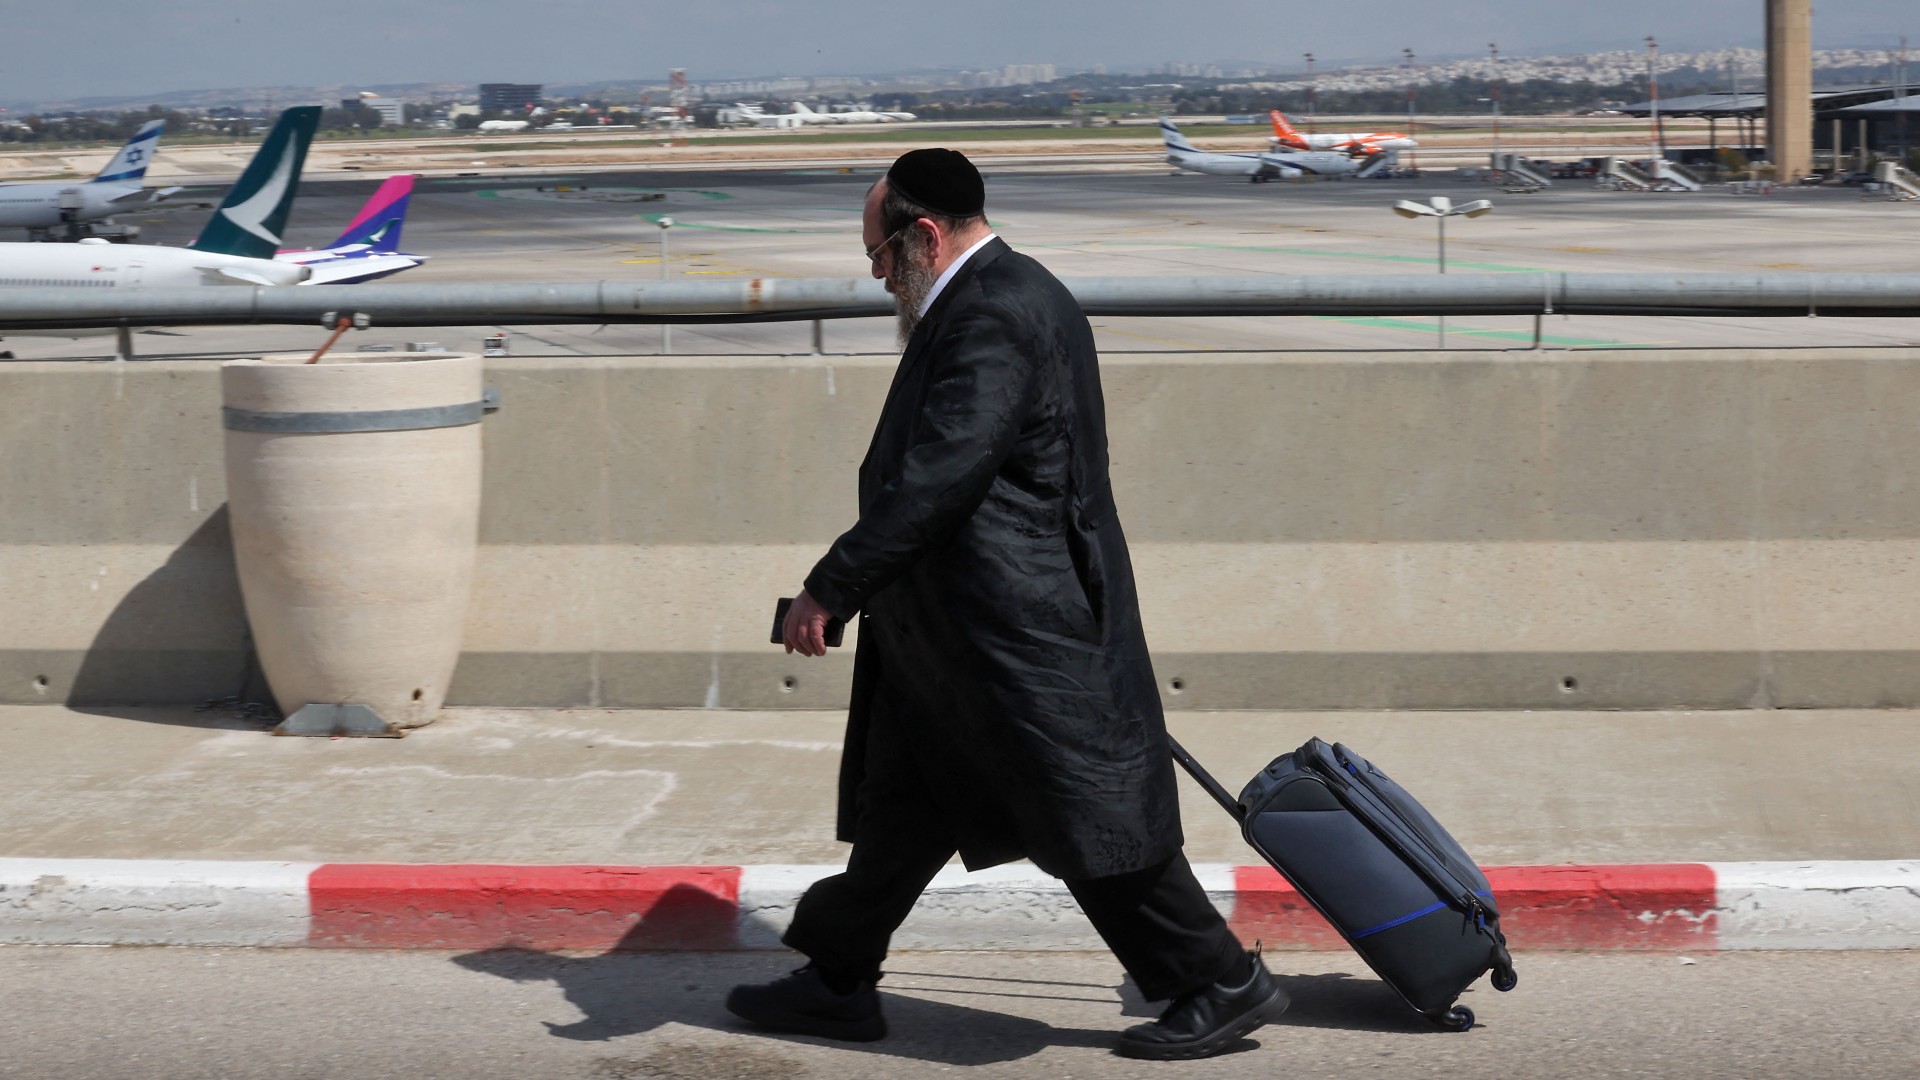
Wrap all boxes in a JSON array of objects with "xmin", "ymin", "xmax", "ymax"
[{"xmin": 3, "ymin": 162, "xmax": 1917, "ymax": 362}]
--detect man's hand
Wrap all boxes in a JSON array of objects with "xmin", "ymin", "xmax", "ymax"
[{"xmin": 782, "ymin": 589, "xmax": 834, "ymax": 657}]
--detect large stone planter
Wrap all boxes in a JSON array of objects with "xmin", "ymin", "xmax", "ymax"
[{"xmin": 222, "ymin": 352, "xmax": 487, "ymax": 735}]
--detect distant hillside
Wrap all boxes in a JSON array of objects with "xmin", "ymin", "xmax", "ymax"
[{"xmin": 1, "ymin": 81, "xmax": 475, "ymax": 115}]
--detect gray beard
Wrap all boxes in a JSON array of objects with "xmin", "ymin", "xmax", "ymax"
[{"xmin": 889, "ymin": 237, "xmax": 939, "ymax": 347}]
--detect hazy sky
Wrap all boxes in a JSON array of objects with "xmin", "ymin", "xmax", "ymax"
[{"xmin": 2, "ymin": 0, "xmax": 1914, "ymax": 104}]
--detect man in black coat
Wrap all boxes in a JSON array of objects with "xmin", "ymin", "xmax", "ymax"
[{"xmin": 726, "ymin": 149, "xmax": 1287, "ymax": 1060}]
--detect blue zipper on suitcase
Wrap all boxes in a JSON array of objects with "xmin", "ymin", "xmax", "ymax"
[{"xmin": 1303, "ymin": 741, "xmax": 1498, "ymax": 929}]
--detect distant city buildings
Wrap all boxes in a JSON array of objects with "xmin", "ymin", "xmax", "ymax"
[
  {"xmin": 955, "ymin": 64, "xmax": 1058, "ymax": 88},
  {"xmin": 343, "ymin": 94, "xmax": 405, "ymax": 126},
  {"xmin": 479, "ymin": 83, "xmax": 542, "ymax": 112}
]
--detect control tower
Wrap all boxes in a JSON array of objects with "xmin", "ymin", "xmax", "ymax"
[{"xmin": 1766, "ymin": 0, "xmax": 1812, "ymax": 178}]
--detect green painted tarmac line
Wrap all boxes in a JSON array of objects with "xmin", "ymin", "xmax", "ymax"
[{"xmin": 1319, "ymin": 315, "xmax": 1624, "ymax": 347}]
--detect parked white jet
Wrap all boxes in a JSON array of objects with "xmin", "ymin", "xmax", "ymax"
[
  {"xmin": 793, "ymin": 101, "xmax": 917, "ymax": 123},
  {"xmin": 1160, "ymin": 118, "xmax": 1363, "ymax": 182},
  {"xmin": 0, "ymin": 108, "xmax": 321, "ymax": 291},
  {"xmin": 0, "ymin": 121, "xmax": 180, "ymax": 239},
  {"xmin": 751, "ymin": 102, "xmax": 915, "ymax": 127}
]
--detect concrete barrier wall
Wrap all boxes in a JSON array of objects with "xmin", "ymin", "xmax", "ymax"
[{"xmin": 7, "ymin": 347, "xmax": 1920, "ymax": 711}]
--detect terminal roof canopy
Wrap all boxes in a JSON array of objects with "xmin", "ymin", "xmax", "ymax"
[
  {"xmin": 1838, "ymin": 96, "xmax": 1920, "ymax": 115},
  {"xmin": 1617, "ymin": 84, "xmax": 1920, "ymax": 118}
]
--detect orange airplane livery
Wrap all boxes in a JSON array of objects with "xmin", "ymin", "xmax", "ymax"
[{"xmin": 1269, "ymin": 110, "xmax": 1417, "ymax": 156}]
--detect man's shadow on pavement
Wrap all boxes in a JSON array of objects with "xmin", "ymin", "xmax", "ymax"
[{"xmin": 449, "ymin": 884, "xmax": 1238, "ymax": 1065}]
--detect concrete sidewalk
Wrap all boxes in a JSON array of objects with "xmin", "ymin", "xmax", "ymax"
[
  {"xmin": 3, "ymin": 704, "xmax": 1916, "ymax": 952},
  {"xmin": 3, "ymin": 704, "xmax": 1914, "ymax": 866}
]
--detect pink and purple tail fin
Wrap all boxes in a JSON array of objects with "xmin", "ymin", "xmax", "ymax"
[{"xmin": 326, "ymin": 174, "xmax": 416, "ymax": 251}]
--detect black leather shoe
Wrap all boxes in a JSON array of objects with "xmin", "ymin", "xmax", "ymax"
[
  {"xmin": 1116, "ymin": 952, "xmax": 1289, "ymax": 1060},
  {"xmin": 725, "ymin": 965, "xmax": 886, "ymax": 1042}
]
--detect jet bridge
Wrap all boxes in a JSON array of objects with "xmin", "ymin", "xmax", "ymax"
[
  {"xmin": 1875, "ymin": 161, "xmax": 1920, "ymax": 201},
  {"xmin": 1490, "ymin": 153, "xmax": 1552, "ymax": 190}
]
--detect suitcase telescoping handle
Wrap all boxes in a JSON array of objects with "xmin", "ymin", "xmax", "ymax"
[{"xmin": 1167, "ymin": 736, "xmax": 1246, "ymax": 822}]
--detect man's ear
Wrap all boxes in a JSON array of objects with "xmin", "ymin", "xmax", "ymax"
[{"xmin": 915, "ymin": 217, "xmax": 941, "ymax": 260}]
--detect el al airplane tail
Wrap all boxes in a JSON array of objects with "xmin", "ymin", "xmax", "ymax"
[
  {"xmin": 1160, "ymin": 117, "xmax": 1200, "ymax": 153},
  {"xmin": 322, "ymin": 173, "xmax": 415, "ymax": 251},
  {"xmin": 92, "ymin": 120, "xmax": 165, "ymax": 184},
  {"xmin": 189, "ymin": 106, "xmax": 321, "ymax": 260}
]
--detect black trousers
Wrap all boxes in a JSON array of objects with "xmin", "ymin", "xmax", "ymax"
[{"xmin": 781, "ymin": 710, "xmax": 1244, "ymax": 1002}]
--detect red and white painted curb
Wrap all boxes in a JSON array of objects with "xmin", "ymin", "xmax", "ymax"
[{"xmin": 2, "ymin": 859, "xmax": 1915, "ymax": 951}]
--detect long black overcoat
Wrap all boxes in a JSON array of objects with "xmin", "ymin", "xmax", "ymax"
[{"xmin": 803, "ymin": 238, "xmax": 1182, "ymax": 881}]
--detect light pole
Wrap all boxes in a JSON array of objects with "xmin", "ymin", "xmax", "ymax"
[
  {"xmin": 1898, "ymin": 36, "xmax": 1910, "ymax": 166},
  {"xmin": 1646, "ymin": 35, "xmax": 1665, "ymax": 161},
  {"xmin": 1303, "ymin": 52, "xmax": 1316, "ymax": 132},
  {"xmin": 1392, "ymin": 196, "xmax": 1493, "ymax": 347},
  {"xmin": 658, "ymin": 215, "xmax": 674, "ymax": 354},
  {"xmin": 1489, "ymin": 42, "xmax": 1501, "ymax": 156},
  {"xmin": 1403, "ymin": 49, "xmax": 1418, "ymax": 169}
]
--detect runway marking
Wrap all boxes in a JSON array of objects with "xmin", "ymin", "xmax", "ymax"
[
  {"xmin": 637, "ymin": 211, "xmax": 845, "ymax": 234},
  {"xmin": 474, "ymin": 186, "xmax": 733, "ymax": 201}
]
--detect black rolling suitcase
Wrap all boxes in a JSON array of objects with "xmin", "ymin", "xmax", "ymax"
[{"xmin": 1170, "ymin": 735, "xmax": 1517, "ymax": 1030}]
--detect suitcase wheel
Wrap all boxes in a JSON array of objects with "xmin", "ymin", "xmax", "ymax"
[
  {"xmin": 1431, "ymin": 1006, "xmax": 1475, "ymax": 1032},
  {"xmin": 1491, "ymin": 963, "xmax": 1518, "ymax": 992}
]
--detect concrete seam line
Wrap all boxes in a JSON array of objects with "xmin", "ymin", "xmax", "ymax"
[
  {"xmin": 0, "ymin": 858, "xmax": 318, "ymax": 947},
  {"xmin": 0, "ymin": 860, "xmax": 1916, "ymax": 950}
]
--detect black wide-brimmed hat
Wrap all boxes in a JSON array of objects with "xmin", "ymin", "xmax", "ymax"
[{"xmin": 886, "ymin": 148, "xmax": 985, "ymax": 217}]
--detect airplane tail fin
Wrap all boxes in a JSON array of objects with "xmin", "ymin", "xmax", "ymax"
[
  {"xmin": 189, "ymin": 106, "xmax": 321, "ymax": 260},
  {"xmin": 792, "ymin": 101, "xmax": 817, "ymax": 116},
  {"xmin": 1269, "ymin": 110, "xmax": 1302, "ymax": 140},
  {"xmin": 1160, "ymin": 117, "xmax": 1199, "ymax": 153},
  {"xmin": 91, "ymin": 120, "xmax": 165, "ymax": 184},
  {"xmin": 321, "ymin": 174, "xmax": 416, "ymax": 251}
]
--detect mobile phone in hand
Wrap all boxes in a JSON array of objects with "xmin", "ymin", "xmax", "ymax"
[{"xmin": 772, "ymin": 597, "xmax": 845, "ymax": 647}]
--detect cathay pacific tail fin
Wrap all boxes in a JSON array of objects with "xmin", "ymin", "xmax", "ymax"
[{"xmin": 188, "ymin": 106, "xmax": 321, "ymax": 260}]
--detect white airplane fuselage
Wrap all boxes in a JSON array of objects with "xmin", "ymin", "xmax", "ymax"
[
  {"xmin": 0, "ymin": 181, "xmax": 158, "ymax": 229},
  {"xmin": 0, "ymin": 237, "xmax": 309, "ymax": 289},
  {"xmin": 1166, "ymin": 146, "xmax": 1359, "ymax": 180}
]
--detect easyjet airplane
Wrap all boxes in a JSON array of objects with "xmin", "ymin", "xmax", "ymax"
[{"xmin": 1269, "ymin": 110, "xmax": 1417, "ymax": 156}]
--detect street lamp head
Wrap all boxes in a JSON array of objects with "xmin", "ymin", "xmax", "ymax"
[
  {"xmin": 1457, "ymin": 199, "xmax": 1495, "ymax": 218},
  {"xmin": 1392, "ymin": 199, "xmax": 1437, "ymax": 218},
  {"xmin": 658, "ymin": 216, "xmax": 675, "ymax": 229}
]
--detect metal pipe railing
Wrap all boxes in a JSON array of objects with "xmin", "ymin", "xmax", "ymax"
[{"xmin": 3, "ymin": 273, "xmax": 1920, "ymax": 331}]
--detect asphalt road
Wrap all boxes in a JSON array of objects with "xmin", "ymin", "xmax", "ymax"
[{"xmin": 2, "ymin": 947, "xmax": 1913, "ymax": 1079}]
